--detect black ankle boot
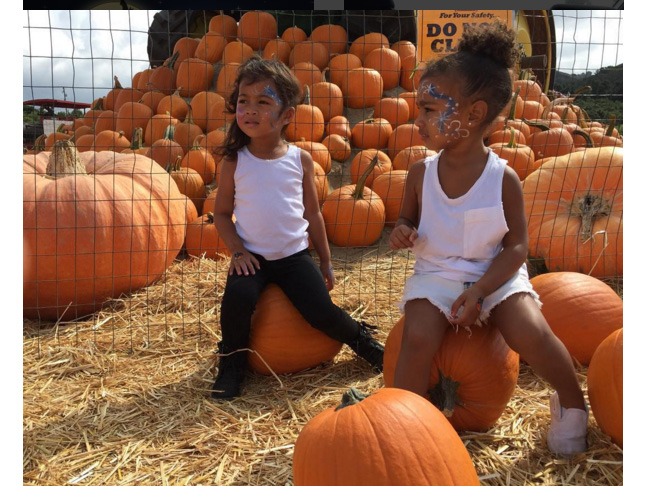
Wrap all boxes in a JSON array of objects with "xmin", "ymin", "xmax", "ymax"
[
  {"xmin": 211, "ymin": 343, "xmax": 247, "ymax": 400},
  {"xmin": 348, "ymin": 322, "xmax": 384, "ymax": 372}
]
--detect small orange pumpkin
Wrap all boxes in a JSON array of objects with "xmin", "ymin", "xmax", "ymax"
[
  {"xmin": 322, "ymin": 157, "xmax": 385, "ymax": 247},
  {"xmin": 339, "ymin": 67, "xmax": 383, "ymax": 109},
  {"xmin": 285, "ymin": 87, "xmax": 325, "ymax": 143},
  {"xmin": 351, "ymin": 118, "xmax": 393, "ymax": 150},
  {"xmin": 185, "ymin": 211, "xmax": 230, "ymax": 260},
  {"xmin": 237, "ymin": 11, "xmax": 277, "ymax": 51},
  {"xmin": 374, "ymin": 97, "xmax": 410, "ymax": 129},
  {"xmin": 372, "ymin": 170, "xmax": 408, "ymax": 226},
  {"xmin": 392, "ymin": 145, "xmax": 436, "ymax": 171},
  {"xmin": 349, "ymin": 149, "xmax": 392, "ymax": 188}
]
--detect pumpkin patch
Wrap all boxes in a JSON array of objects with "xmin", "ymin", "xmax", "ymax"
[{"xmin": 23, "ymin": 11, "xmax": 623, "ymax": 486}]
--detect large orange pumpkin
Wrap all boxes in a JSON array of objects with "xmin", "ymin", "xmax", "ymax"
[
  {"xmin": 23, "ymin": 141, "xmax": 189, "ymax": 321},
  {"xmin": 383, "ymin": 316, "xmax": 519, "ymax": 431},
  {"xmin": 587, "ymin": 328, "xmax": 623, "ymax": 447},
  {"xmin": 248, "ymin": 284, "xmax": 343, "ymax": 374},
  {"xmin": 522, "ymin": 147, "xmax": 623, "ymax": 277},
  {"xmin": 293, "ymin": 387, "xmax": 480, "ymax": 486},
  {"xmin": 530, "ymin": 271, "xmax": 623, "ymax": 365}
]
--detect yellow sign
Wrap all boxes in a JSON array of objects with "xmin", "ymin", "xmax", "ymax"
[{"xmin": 417, "ymin": 11, "xmax": 513, "ymax": 62}]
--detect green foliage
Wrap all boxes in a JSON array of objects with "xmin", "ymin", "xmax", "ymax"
[
  {"xmin": 23, "ymin": 106, "xmax": 40, "ymax": 124},
  {"xmin": 553, "ymin": 64, "xmax": 622, "ymax": 127}
]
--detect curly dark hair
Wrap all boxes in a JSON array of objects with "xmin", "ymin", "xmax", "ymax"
[
  {"xmin": 420, "ymin": 21, "xmax": 520, "ymax": 126},
  {"xmin": 218, "ymin": 56, "xmax": 301, "ymax": 159}
]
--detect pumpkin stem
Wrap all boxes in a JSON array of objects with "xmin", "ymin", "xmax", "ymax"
[
  {"xmin": 409, "ymin": 60, "xmax": 420, "ymax": 80},
  {"xmin": 507, "ymin": 87, "xmax": 520, "ymax": 121},
  {"xmin": 92, "ymin": 98, "xmax": 104, "ymax": 111},
  {"xmin": 428, "ymin": 369, "xmax": 463, "ymax": 417},
  {"xmin": 113, "ymin": 75, "xmax": 123, "ymax": 89},
  {"xmin": 605, "ymin": 114, "xmax": 617, "ymax": 137},
  {"xmin": 571, "ymin": 192, "xmax": 612, "ymax": 243},
  {"xmin": 163, "ymin": 124, "xmax": 176, "ymax": 141},
  {"xmin": 166, "ymin": 154, "xmax": 183, "ymax": 173},
  {"xmin": 541, "ymin": 96, "xmax": 573, "ymax": 120},
  {"xmin": 335, "ymin": 388, "xmax": 368, "ymax": 411},
  {"xmin": 572, "ymin": 129, "xmax": 593, "ymax": 148},
  {"xmin": 164, "ymin": 51, "xmax": 180, "ymax": 70},
  {"xmin": 32, "ymin": 133, "xmax": 47, "ymax": 153},
  {"xmin": 45, "ymin": 140, "xmax": 87, "ymax": 178},
  {"xmin": 205, "ymin": 211, "xmax": 215, "ymax": 224},
  {"xmin": 522, "ymin": 118, "xmax": 550, "ymax": 132},
  {"xmin": 303, "ymin": 85, "xmax": 311, "ymax": 106},
  {"xmin": 130, "ymin": 127, "xmax": 144, "ymax": 150},
  {"xmin": 505, "ymin": 127, "xmax": 517, "ymax": 148},
  {"xmin": 352, "ymin": 153, "xmax": 379, "ymax": 200}
]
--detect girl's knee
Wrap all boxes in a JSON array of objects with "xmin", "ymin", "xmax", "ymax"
[{"xmin": 401, "ymin": 317, "xmax": 447, "ymax": 352}]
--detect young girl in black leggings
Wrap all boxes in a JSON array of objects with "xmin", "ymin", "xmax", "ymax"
[{"xmin": 211, "ymin": 57, "xmax": 384, "ymax": 399}]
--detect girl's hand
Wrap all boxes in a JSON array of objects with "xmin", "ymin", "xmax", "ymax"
[
  {"xmin": 449, "ymin": 287, "xmax": 484, "ymax": 327},
  {"xmin": 229, "ymin": 250, "xmax": 260, "ymax": 276},
  {"xmin": 389, "ymin": 224, "xmax": 418, "ymax": 250},
  {"xmin": 320, "ymin": 261, "xmax": 335, "ymax": 291}
]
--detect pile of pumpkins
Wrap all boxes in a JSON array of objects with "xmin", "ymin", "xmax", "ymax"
[
  {"xmin": 25, "ymin": 11, "xmax": 623, "ymax": 279},
  {"xmin": 23, "ymin": 11, "xmax": 623, "ymax": 481}
]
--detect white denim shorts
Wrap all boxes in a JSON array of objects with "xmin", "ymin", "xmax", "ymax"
[{"xmin": 398, "ymin": 265, "xmax": 542, "ymax": 326}]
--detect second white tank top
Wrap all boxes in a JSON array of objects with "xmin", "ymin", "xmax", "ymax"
[{"xmin": 412, "ymin": 149, "xmax": 510, "ymax": 281}]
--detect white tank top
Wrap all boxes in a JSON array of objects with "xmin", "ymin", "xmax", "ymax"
[
  {"xmin": 233, "ymin": 144, "xmax": 309, "ymax": 260},
  {"xmin": 412, "ymin": 149, "xmax": 510, "ymax": 281}
]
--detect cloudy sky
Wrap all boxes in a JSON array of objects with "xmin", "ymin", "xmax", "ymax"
[{"xmin": 23, "ymin": 9, "xmax": 623, "ymax": 106}]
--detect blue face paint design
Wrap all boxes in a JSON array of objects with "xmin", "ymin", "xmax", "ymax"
[
  {"xmin": 263, "ymin": 85, "xmax": 282, "ymax": 108},
  {"xmin": 424, "ymin": 83, "xmax": 458, "ymax": 134}
]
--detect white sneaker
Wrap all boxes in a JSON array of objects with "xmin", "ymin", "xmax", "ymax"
[{"xmin": 547, "ymin": 392, "xmax": 588, "ymax": 456}]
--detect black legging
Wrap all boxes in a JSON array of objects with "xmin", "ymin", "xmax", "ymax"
[{"xmin": 219, "ymin": 249, "xmax": 360, "ymax": 352}]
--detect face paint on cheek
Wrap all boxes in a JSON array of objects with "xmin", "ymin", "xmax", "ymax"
[{"xmin": 421, "ymin": 82, "xmax": 458, "ymax": 135}]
